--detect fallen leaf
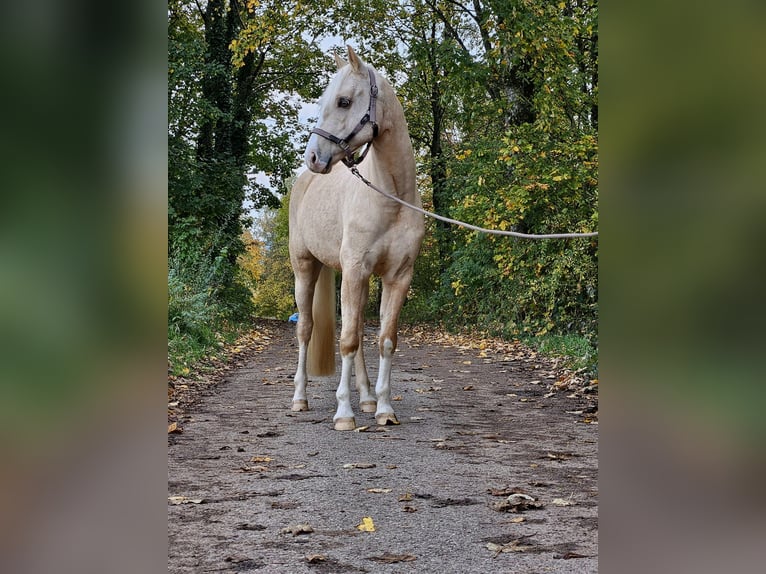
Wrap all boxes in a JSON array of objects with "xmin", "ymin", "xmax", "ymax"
[
  {"xmin": 560, "ymin": 551, "xmax": 589, "ymax": 559},
  {"xmin": 488, "ymin": 487, "xmax": 526, "ymax": 497},
  {"xmin": 250, "ymin": 456, "xmax": 273, "ymax": 463},
  {"xmin": 353, "ymin": 426, "xmax": 370, "ymax": 432},
  {"xmin": 306, "ymin": 554, "xmax": 327, "ymax": 563},
  {"xmin": 492, "ymin": 493, "xmax": 544, "ymax": 513},
  {"xmin": 509, "ymin": 516, "xmax": 525, "ymax": 523},
  {"xmin": 366, "ymin": 488, "xmax": 392, "ymax": 494},
  {"xmin": 392, "ymin": 395, "xmax": 403, "ymax": 401},
  {"xmin": 237, "ymin": 465, "xmax": 269, "ymax": 473},
  {"xmin": 168, "ymin": 496, "xmax": 203, "ymax": 505},
  {"xmin": 402, "ymin": 505, "xmax": 418, "ymax": 513},
  {"xmin": 398, "ymin": 492, "xmax": 413, "ymax": 502},
  {"xmin": 280, "ymin": 524, "xmax": 313, "ymax": 536},
  {"xmin": 357, "ymin": 516, "xmax": 376, "ymax": 532},
  {"xmin": 545, "ymin": 452, "xmax": 574, "ymax": 460},
  {"xmin": 271, "ymin": 501, "xmax": 300, "ymax": 509},
  {"xmin": 167, "ymin": 422, "xmax": 182, "ymax": 434},
  {"xmin": 486, "ymin": 540, "xmax": 533, "ymax": 555},
  {"xmin": 236, "ymin": 523, "xmax": 266, "ymax": 531},
  {"xmin": 368, "ymin": 553, "xmax": 416, "ymax": 563},
  {"xmin": 343, "ymin": 462, "xmax": 376, "ymax": 469},
  {"xmin": 551, "ymin": 498, "xmax": 576, "ymax": 507},
  {"xmin": 462, "ymin": 385, "xmax": 474, "ymax": 391}
]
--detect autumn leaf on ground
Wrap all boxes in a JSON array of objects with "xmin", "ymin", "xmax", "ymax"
[
  {"xmin": 488, "ymin": 487, "xmax": 527, "ymax": 497},
  {"xmin": 366, "ymin": 488, "xmax": 392, "ymax": 494},
  {"xmin": 491, "ymin": 493, "xmax": 544, "ymax": 513},
  {"xmin": 357, "ymin": 517, "xmax": 376, "ymax": 532},
  {"xmin": 168, "ymin": 496, "xmax": 203, "ymax": 505},
  {"xmin": 368, "ymin": 553, "xmax": 416, "ymax": 563},
  {"xmin": 280, "ymin": 524, "xmax": 313, "ymax": 536},
  {"xmin": 250, "ymin": 456, "xmax": 273, "ymax": 463},
  {"xmin": 398, "ymin": 492, "xmax": 413, "ymax": 502},
  {"xmin": 551, "ymin": 497, "xmax": 576, "ymax": 506},
  {"xmin": 487, "ymin": 540, "xmax": 534, "ymax": 555},
  {"xmin": 343, "ymin": 462, "xmax": 376, "ymax": 469},
  {"xmin": 306, "ymin": 554, "xmax": 327, "ymax": 563},
  {"xmin": 168, "ymin": 422, "xmax": 182, "ymax": 434},
  {"xmin": 237, "ymin": 465, "xmax": 269, "ymax": 473},
  {"xmin": 559, "ymin": 551, "xmax": 589, "ymax": 559}
]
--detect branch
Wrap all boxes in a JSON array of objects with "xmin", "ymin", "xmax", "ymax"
[
  {"xmin": 193, "ymin": 0, "xmax": 208, "ymax": 24},
  {"xmin": 422, "ymin": 0, "xmax": 471, "ymax": 55}
]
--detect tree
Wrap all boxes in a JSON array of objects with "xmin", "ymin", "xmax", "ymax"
[{"xmin": 168, "ymin": 0, "xmax": 333, "ymax": 317}]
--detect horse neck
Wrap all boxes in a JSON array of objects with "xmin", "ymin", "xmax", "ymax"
[{"xmin": 370, "ymin": 88, "xmax": 417, "ymax": 202}]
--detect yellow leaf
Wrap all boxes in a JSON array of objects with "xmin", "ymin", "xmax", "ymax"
[
  {"xmin": 357, "ymin": 516, "xmax": 376, "ymax": 532},
  {"xmin": 250, "ymin": 456, "xmax": 273, "ymax": 463}
]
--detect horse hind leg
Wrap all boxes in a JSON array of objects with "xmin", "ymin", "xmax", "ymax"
[{"xmin": 355, "ymin": 282, "xmax": 376, "ymax": 413}]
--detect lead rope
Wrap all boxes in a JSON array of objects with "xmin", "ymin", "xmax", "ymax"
[{"xmin": 348, "ymin": 166, "xmax": 598, "ymax": 239}]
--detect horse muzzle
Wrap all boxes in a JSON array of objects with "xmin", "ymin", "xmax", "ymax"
[{"xmin": 305, "ymin": 148, "xmax": 333, "ymax": 174}]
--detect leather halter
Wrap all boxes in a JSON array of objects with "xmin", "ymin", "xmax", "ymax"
[{"xmin": 311, "ymin": 66, "xmax": 379, "ymax": 167}]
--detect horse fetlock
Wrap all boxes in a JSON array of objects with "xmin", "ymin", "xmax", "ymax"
[{"xmin": 360, "ymin": 400, "xmax": 377, "ymax": 413}]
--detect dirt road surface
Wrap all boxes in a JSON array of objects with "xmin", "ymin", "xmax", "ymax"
[{"xmin": 168, "ymin": 320, "xmax": 598, "ymax": 573}]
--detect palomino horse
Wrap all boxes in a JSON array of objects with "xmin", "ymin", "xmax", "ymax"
[{"xmin": 289, "ymin": 46, "xmax": 424, "ymax": 431}]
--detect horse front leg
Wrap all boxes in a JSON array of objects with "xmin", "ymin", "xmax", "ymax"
[
  {"xmin": 374, "ymin": 274, "xmax": 412, "ymax": 426},
  {"xmin": 334, "ymin": 271, "xmax": 369, "ymax": 430},
  {"xmin": 291, "ymin": 259, "xmax": 321, "ymax": 412}
]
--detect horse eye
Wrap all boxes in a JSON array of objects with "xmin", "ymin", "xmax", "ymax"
[{"xmin": 337, "ymin": 97, "xmax": 351, "ymax": 108}]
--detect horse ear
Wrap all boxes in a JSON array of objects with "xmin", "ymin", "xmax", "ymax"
[
  {"xmin": 346, "ymin": 45, "xmax": 364, "ymax": 74},
  {"xmin": 334, "ymin": 52, "xmax": 346, "ymax": 70}
]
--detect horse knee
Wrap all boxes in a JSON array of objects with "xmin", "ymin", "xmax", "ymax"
[
  {"xmin": 378, "ymin": 336, "xmax": 396, "ymax": 358},
  {"xmin": 339, "ymin": 332, "xmax": 359, "ymax": 357}
]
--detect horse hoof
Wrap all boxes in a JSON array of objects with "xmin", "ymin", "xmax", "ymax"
[
  {"xmin": 334, "ymin": 417, "xmax": 356, "ymax": 431},
  {"xmin": 375, "ymin": 413, "xmax": 399, "ymax": 426},
  {"xmin": 292, "ymin": 400, "xmax": 309, "ymax": 412},
  {"xmin": 360, "ymin": 400, "xmax": 377, "ymax": 413}
]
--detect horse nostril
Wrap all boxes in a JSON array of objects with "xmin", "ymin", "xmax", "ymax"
[{"xmin": 310, "ymin": 151, "xmax": 317, "ymax": 165}]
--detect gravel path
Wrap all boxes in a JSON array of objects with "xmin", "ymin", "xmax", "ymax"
[{"xmin": 168, "ymin": 320, "xmax": 598, "ymax": 573}]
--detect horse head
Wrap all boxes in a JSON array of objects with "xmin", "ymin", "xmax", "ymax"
[{"xmin": 305, "ymin": 46, "xmax": 380, "ymax": 173}]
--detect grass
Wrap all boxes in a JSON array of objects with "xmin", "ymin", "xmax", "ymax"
[{"xmin": 526, "ymin": 333, "xmax": 598, "ymax": 378}]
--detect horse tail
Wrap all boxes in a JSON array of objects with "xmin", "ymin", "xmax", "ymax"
[{"xmin": 307, "ymin": 265, "xmax": 336, "ymax": 376}]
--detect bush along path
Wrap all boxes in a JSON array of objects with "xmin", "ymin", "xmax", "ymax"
[{"xmin": 168, "ymin": 319, "xmax": 598, "ymax": 573}]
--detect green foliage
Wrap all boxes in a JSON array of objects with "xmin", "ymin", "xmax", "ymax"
[
  {"xmin": 168, "ymin": 0, "xmax": 598, "ymax": 366},
  {"xmin": 168, "ymin": 0, "xmax": 337, "ymax": 361},
  {"xmin": 443, "ymin": 125, "xmax": 598, "ymax": 338},
  {"xmin": 168, "ymin": 250, "xmax": 222, "ymax": 375},
  {"xmin": 527, "ymin": 333, "xmax": 598, "ymax": 378},
  {"xmin": 251, "ymin": 193, "xmax": 295, "ymax": 319}
]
